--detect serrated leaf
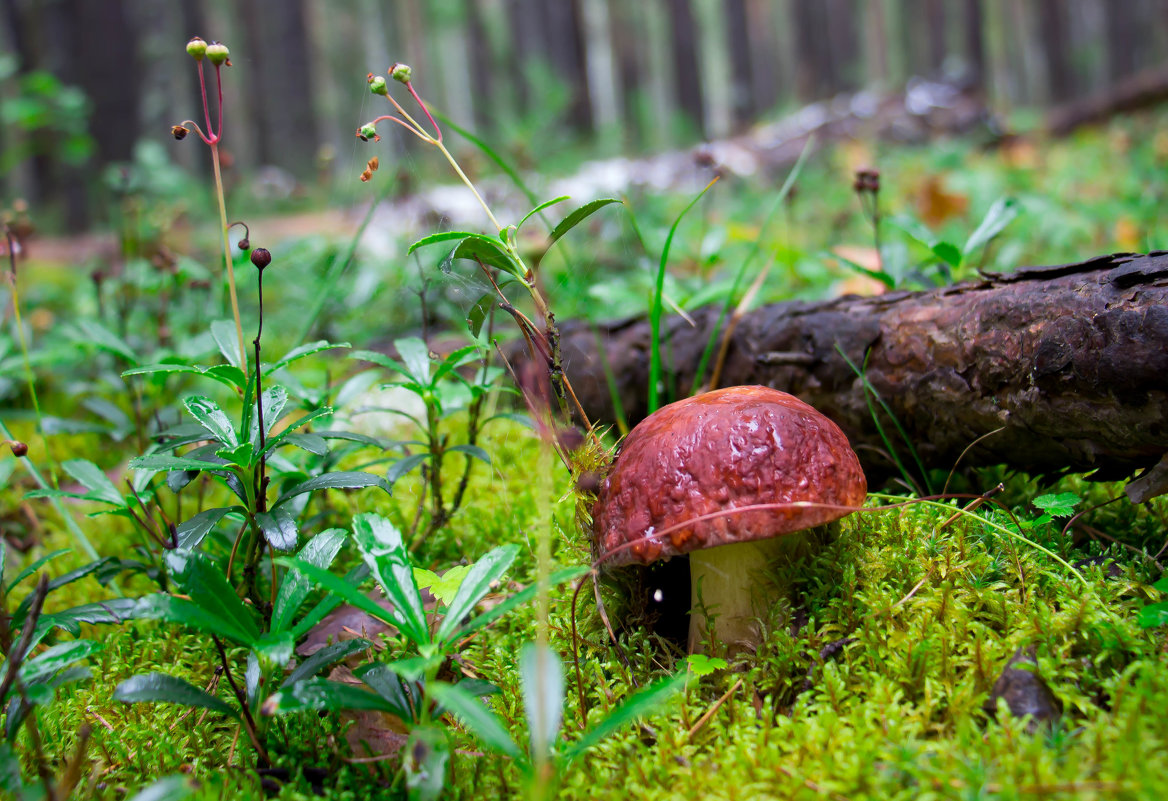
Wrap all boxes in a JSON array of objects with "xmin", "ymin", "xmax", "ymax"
[
  {"xmin": 416, "ymin": 565, "xmax": 472, "ymax": 609},
  {"xmin": 264, "ymin": 677, "xmax": 397, "ymax": 715},
  {"xmin": 282, "ymin": 432, "xmax": 329, "ymax": 455},
  {"xmin": 175, "ymin": 507, "xmax": 237, "ymax": 550},
  {"xmin": 164, "ymin": 549, "xmax": 260, "ymax": 644},
  {"xmin": 352, "ymin": 513, "xmax": 428, "ymax": 644},
  {"xmin": 282, "ymin": 639, "xmax": 373, "ymax": 689},
  {"xmin": 184, "ymin": 396, "xmax": 238, "ymax": 447},
  {"xmin": 115, "ymin": 672, "xmax": 238, "ymax": 718},
  {"xmin": 1032, "ymin": 492, "xmax": 1080, "ymax": 517},
  {"xmin": 271, "ymin": 527, "xmax": 346, "ymax": 633},
  {"xmin": 256, "ymin": 507, "xmax": 298, "ymax": 551},
  {"xmin": 272, "ymin": 471, "xmax": 385, "ymax": 508},
  {"xmin": 686, "ymin": 654, "xmax": 727, "ymax": 678},
  {"xmin": 429, "ymin": 682, "xmax": 520, "ymax": 759},
  {"xmin": 435, "ymin": 545, "xmax": 517, "ymax": 643},
  {"xmin": 216, "ymin": 441, "xmax": 254, "ymax": 468},
  {"xmin": 210, "ymin": 320, "xmax": 243, "ymax": 370},
  {"xmin": 250, "ymin": 385, "xmax": 289, "ymax": 448}
]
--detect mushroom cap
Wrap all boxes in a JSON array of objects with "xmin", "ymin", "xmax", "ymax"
[{"xmin": 593, "ymin": 385, "xmax": 867, "ymax": 567}]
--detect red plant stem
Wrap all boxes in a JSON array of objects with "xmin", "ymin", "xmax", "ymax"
[{"xmin": 406, "ymin": 81, "xmax": 442, "ymax": 141}]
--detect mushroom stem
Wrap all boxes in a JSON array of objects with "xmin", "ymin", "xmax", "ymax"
[{"xmin": 687, "ymin": 529, "xmax": 825, "ymax": 654}]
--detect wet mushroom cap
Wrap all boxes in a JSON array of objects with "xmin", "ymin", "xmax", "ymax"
[{"xmin": 593, "ymin": 385, "xmax": 867, "ymax": 567}]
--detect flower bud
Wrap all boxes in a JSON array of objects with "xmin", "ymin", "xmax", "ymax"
[
  {"xmin": 7, "ymin": 440, "xmax": 28, "ymax": 457},
  {"xmin": 206, "ymin": 42, "xmax": 230, "ymax": 66},
  {"xmin": 171, "ymin": 124, "xmax": 190, "ymax": 140},
  {"xmin": 186, "ymin": 37, "xmax": 207, "ymax": 61},
  {"xmin": 251, "ymin": 247, "xmax": 272, "ymax": 270},
  {"xmin": 237, "ymin": 237, "xmax": 250, "ymax": 251},
  {"xmin": 367, "ymin": 74, "xmax": 388, "ymax": 96},
  {"xmin": 356, "ymin": 123, "xmax": 380, "ymax": 142},
  {"xmin": 390, "ymin": 63, "xmax": 412, "ymax": 84}
]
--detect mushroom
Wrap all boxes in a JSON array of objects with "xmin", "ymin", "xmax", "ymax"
[{"xmin": 592, "ymin": 385, "xmax": 866, "ymax": 653}]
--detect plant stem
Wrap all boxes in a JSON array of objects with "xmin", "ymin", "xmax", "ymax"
[
  {"xmin": 211, "ymin": 143, "xmax": 247, "ymax": 374},
  {"xmin": 435, "ymin": 141, "xmax": 503, "ymax": 232}
]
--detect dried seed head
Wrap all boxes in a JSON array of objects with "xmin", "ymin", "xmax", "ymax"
[
  {"xmin": 171, "ymin": 125, "xmax": 190, "ymax": 141},
  {"xmin": 360, "ymin": 156, "xmax": 379, "ymax": 182},
  {"xmin": 356, "ymin": 123, "xmax": 380, "ymax": 142},
  {"xmin": 7, "ymin": 440, "xmax": 28, "ymax": 457}
]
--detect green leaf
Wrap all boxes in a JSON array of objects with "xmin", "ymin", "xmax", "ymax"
[
  {"xmin": 386, "ymin": 453, "xmax": 430, "ymax": 490},
  {"xmin": 272, "ymin": 471, "xmax": 385, "ymax": 508},
  {"xmin": 931, "ymin": 240, "xmax": 963, "ymax": 268},
  {"xmin": 404, "ymin": 725, "xmax": 451, "ymax": 801},
  {"xmin": 963, "ymin": 197, "xmax": 1021, "ymax": 258},
  {"xmin": 164, "ymin": 550, "xmax": 260, "ymax": 644},
  {"xmin": 18, "ymin": 640, "xmax": 102, "ymax": 688},
  {"xmin": 34, "ymin": 597, "xmax": 151, "ymax": 640},
  {"xmin": 126, "ymin": 776, "xmax": 199, "ymax": 801},
  {"xmin": 561, "ymin": 671, "xmax": 686, "ymax": 762},
  {"xmin": 216, "ymin": 441, "xmax": 254, "ymax": 468},
  {"xmin": 441, "ymin": 234, "xmax": 524, "ymax": 279},
  {"xmin": 252, "ymin": 630, "xmax": 295, "ymax": 669},
  {"xmin": 354, "ymin": 662, "xmax": 416, "ymax": 721},
  {"xmin": 288, "ymin": 563, "xmax": 370, "ymax": 641},
  {"xmin": 277, "ymin": 558, "xmax": 399, "ymax": 633},
  {"xmin": 282, "ymin": 639, "xmax": 373, "ymax": 689},
  {"xmin": 408, "ymin": 230, "xmax": 481, "ymax": 254},
  {"xmin": 447, "ymin": 444, "xmax": 491, "ymax": 464},
  {"xmin": 429, "ymin": 682, "xmax": 521, "ymax": 759},
  {"xmin": 264, "ymin": 678, "xmax": 398, "ymax": 715},
  {"xmin": 517, "ymin": 195, "xmax": 570, "ymax": 229},
  {"xmin": 122, "ymin": 363, "xmax": 243, "ymax": 391},
  {"xmin": 12, "ymin": 558, "xmax": 114, "ymax": 631},
  {"xmin": 272, "ymin": 527, "xmax": 346, "ymax": 634},
  {"xmin": 830, "ymin": 250, "xmax": 897, "ymax": 289},
  {"xmin": 1152, "ymin": 576, "xmax": 1168, "ymax": 594},
  {"xmin": 547, "ymin": 197, "xmax": 623, "ymax": 249},
  {"xmin": 132, "ymin": 594, "xmax": 255, "ymax": 646},
  {"xmin": 184, "ymin": 396, "xmax": 238, "ymax": 447},
  {"xmin": 129, "ymin": 454, "xmax": 230, "ymax": 473},
  {"xmin": 61, "ymin": 459, "xmax": 124, "ymax": 506},
  {"xmin": 76, "ymin": 319, "xmax": 138, "ymax": 363},
  {"xmin": 1032, "ymin": 492, "xmax": 1080, "ymax": 518},
  {"xmin": 203, "ymin": 363, "xmax": 248, "ymax": 390},
  {"xmin": 256, "ymin": 507, "xmax": 298, "ymax": 552},
  {"xmin": 519, "ymin": 643, "xmax": 563, "ymax": 756},
  {"xmin": 261, "ymin": 408, "xmax": 334, "ymax": 457},
  {"xmin": 5, "ymin": 549, "xmax": 68, "ymax": 594},
  {"xmin": 394, "ymin": 337, "xmax": 432, "ymax": 384},
  {"xmin": 435, "ymin": 545, "xmax": 518, "ymax": 643},
  {"xmin": 352, "ymin": 513, "xmax": 428, "ymax": 644},
  {"xmin": 250, "ymin": 385, "xmax": 289, "ymax": 447},
  {"xmin": 453, "ymin": 566, "xmax": 588, "ymax": 641},
  {"xmin": 175, "ymin": 507, "xmax": 238, "ymax": 550},
  {"xmin": 210, "ymin": 319, "xmax": 244, "ymax": 370},
  {"xmin": 686, "ymin": 654, "xmax": 727, "ymax": 678},
  {"xmin": 115, "ymin": 672, "xmax": 238, "ymax": 719},
  {"xmin": 282, "ymin": 432, "xmax": 329, "ymax": 455},
  {"xmin": 1138, "ymin": 601, "xmax": 1168, "ymax": 629},
  {"xmin": 266, "ymin": 340, "xmax": 350, "ymax": 375}
]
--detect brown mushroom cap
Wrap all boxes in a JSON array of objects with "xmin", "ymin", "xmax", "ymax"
[{"xmin": 593, "ymin": 385, "xmax": 867, "ymax": 567}]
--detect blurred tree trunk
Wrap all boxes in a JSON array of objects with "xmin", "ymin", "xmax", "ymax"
[
  {"xmin": 725, "ymin": 0, "xmax": 755, "ymax": 128},
  {"xmin": 924, "ymin": 0, "xmax": 946, "ymax": 72},
  {"xmin": 864, "ymin": 0, "xmax": 889, "ymax": 87},
  {"xmin": 545, "ymin": 0, "xmax": 592, "ymax": 131},
  {"xmin": 578, "ymin": 0, "xmax": 620, "ymax": 132},
  {"xmin": 607, "ymin": 0, "xmax": 644, "ymax": 146},
  {"xmin": 464, "ymin": 0, "xmax": 494, "ymax": 132},
  {"xmin": 239, "ymin": 0, "xmax": 319, "ymax": 178},
  {"xmin": 1037, "ymin": 0, "xmax": 1074, "ymax": 102},
  {"xmin": 666, "ymin": 0, "xmax": 705, "ymax": 135},
  {"xmin": 962, "ymin": 0, "xmax": 986, "ymax": 89},
  {"xmin": 746, "ymin": 0, "xmax": 781, "ymax": 111}
]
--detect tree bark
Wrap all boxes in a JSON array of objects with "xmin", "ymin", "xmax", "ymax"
[{"xmin": 551, "ymin": 252, "xmax": 1168, "ymax": 489}]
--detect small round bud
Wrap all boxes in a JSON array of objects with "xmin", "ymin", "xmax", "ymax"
[
  {"xmin": 250, "ymin": 248, "xmax": 272, "ymax": 270},
  {"xmin": 186, "ymin": 37, "xmax": 207, "ymax": 61},
  {"xmin": 206, "ymin": 42, "xmax": 230, "ymax": 66},
  {"xmin": 367, "ymin": 74, "xmax": 388, "ymax": 96},
  {"xmin": 7, "ymin": 440, "xmax": 28, "ymax": 457},
  {"xmin": 172, "ymin": 124, "xmax": 190, "ymax": 140},
  {"xmin": 390, "ymin": 63, "xmax": 413, "ymax": 84},
  {"xmin": 237, "ymin": 237, "xmax": 250, "ymax": 251},
  {"xmin": 356, "ymin": 123, "xmax": 380, "ymax": 142}
]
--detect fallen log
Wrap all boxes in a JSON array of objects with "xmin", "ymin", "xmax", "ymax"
[{"xmin": 552, "ymin": 252, "xmax": 1168, "ymax": 497}]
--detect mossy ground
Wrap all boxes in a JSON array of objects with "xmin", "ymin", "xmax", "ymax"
[{"xmin": 5, "ymin": 414, "xmax": 1167, "ymax": 799}]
